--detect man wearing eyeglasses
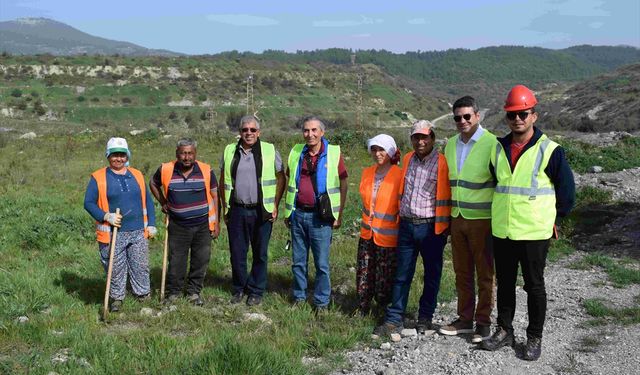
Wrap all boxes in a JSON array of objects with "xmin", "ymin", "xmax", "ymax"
[
  {"xmin": 440, "ymin": 96, "xmax": 497, "ymax": 344},
  {"xmin": 219, "ymin": 115, "xmax": 286, "ymax": 306},
  {"xmin": 481, "ymin": 85, "xmax": 575, "ymax": 361},
  {"xmin": 284, "ymin": 115, "xmax": 348, "ymax": 312}
]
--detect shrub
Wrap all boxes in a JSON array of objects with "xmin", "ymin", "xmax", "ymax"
[
  {"xmin": 121, "ymin": 97, "xmax": 132, "ymax": 104},
  {"xmin": 168, "ymin": 111, "xmax": 177, "ymax": 120},
  {"xmin": 226, "ymin": 108, "xmax": 244, "ymax": 131},
  {"xmin": 10, "ymin": 88, "xmax": 22, "ymax": 98},
  {"xmin": 77, "ymin": 95, "xmax": 85, "ymax": 102}
]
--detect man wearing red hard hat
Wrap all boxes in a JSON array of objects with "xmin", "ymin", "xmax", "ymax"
[{"xmin": 481, "ymin": 85, "xmax": 575, "ymax": 360}]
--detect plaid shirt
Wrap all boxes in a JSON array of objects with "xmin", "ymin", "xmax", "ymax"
[{"xmin": 399, "ymin": 149, "xmax": 439, "ymax": 218}]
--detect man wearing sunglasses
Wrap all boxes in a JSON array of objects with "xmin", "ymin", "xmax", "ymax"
[
  {"xmin": 482, "ymin": 85, "xmax": 575, "ymax": 361},
  {"xmin": 441, "ymin": 96, "xmax": 497, "ymax": 344},
  {"xmin": 219, "ymin": 115, "xmax": 286, "ymax": 306}
]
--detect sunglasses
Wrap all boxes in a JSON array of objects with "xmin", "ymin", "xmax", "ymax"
[
  {"xmin": 241, "ymin": 127, "xmax": 258, "ymax": 133},
  {"xmin": 453, "ymin": 113, "xmax": 473, "ymax": 123},
  {"xmin": 506, "ymin": 111, "xmax": 533, "ymax": 121}
]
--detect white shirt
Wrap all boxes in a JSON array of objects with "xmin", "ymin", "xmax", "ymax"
[{"xmin": 456, "ymin": 125, "xmax": 485, "ymax": 174}]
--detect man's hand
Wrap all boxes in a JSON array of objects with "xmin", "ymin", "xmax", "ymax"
[
  {"xmin": 270, "ymin": 207, "xmax": 278, "ymax": 222},
  {"xmin": 211, "ymin": 223, "xmax": 221, "ymax": 239},
  {"xmin": 161, "ymin": 203, "xmax": 170, "ymax": 214},
  {"xmin": 104, "ymin": 212, "xmax": 122, "ymax": 227},
  {"xmin": 284, "ymin": 217, "xmax": 290, "ymax": 228},
  {"xmin": 147, "ymin": 226, "xmax": 158, "ymax": 239},
  {"xmin": 332, "ymin": 217, "xmax": 342, "ymax": 229}
]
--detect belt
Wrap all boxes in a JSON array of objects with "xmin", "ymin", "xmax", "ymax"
[
  {"xmin": 400, "ymin": 216, "xmax": 435, "ymax": 224},
  {"xmin": 233, "ymin": 202, "xmax": 259, "ymax": 209},
  {"xmin": 296, "ymin": 205, "xmax": 316, "ymax": 212}
]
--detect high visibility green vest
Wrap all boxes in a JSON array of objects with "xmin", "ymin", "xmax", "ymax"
[
  {"xmin": 284, "ymin": 143, "xmax": 341, "ymax": 219},
  {"xmin": 491, "ymin": 135, "xmax": 558, "ymax": 240},
  {"xmin": 223, "ymin": 141, "xmax": 277, "ymax": 213},
  {"xmin": 444, "ymin": 131, "xmax": 497, "ymax": 219}
]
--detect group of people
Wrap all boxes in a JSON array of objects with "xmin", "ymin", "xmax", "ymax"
[{"xmin": 84, "ymin": 84, "xmax": 575, "ymax": 361}]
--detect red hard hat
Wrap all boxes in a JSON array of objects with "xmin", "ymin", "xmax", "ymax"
[{"xmin": 504, "ymin": 84, "xmax": 537, "ymax": 111}]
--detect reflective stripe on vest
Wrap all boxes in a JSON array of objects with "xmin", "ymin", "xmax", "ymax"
[
  {"xmin": 223, "ymin": 142, "xmax": 277, "ymax": 213},
  {"xmin": 359, "ymin": 164, "xmax": 402, "ymax": 247},
  {"xmin": 444, "ymin": 131, "xmax": 496, "ymax": 219},
  {"xmin": 284, "ymin": 143, "xmax": 341, "ymax": 219},
  {"xmin": 160, "ymin": 161, "xmax": 218, "ymax": 231},
  {"xmin": 91, "ymin": 167, "xmax": 149, "ymax": 243},
  {"xmin": 399, "ymin": 151, "xmax": 451, "ymax": 234},
  {"xmin": 491, "ymin": 135, "xmax": 558, "ymax": 240}
]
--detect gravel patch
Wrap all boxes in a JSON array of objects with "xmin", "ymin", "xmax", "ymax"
[{"xmin": 332, "ymin": 252, "xmax": 640, "ymax": 375}]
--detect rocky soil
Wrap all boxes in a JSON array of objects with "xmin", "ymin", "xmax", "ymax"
[{"xmin": 331, "ymin": 252, "xmax": 640, "ymax": 375}]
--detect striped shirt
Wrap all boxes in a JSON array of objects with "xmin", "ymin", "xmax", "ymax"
[
  {"xmin": 152, "ymin": 162, "xmax": 217, "ymax": 227},
  {"xmin": 399, "ymin": 149, "xmax": 439, "ymax": 218}
]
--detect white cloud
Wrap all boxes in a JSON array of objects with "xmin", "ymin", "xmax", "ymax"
[
  {"xmin": 352, "ymin": 33, "xmax": 371, "ymax": 38},
  {"xmin": 205, "ymin": 14, "xmax": 279, "ymax": 26},
  {"xmin": 546, "ymin": 0, "xmax": 609, "ymax": 16},
  {"xmin": 313, "ymin": 15, "xmax": 383, "ymax": 27},
  {"xmin": 589, "ymin": 21, "xmax": 604, "ymax": 29},
  {"xmin": 407, "ymin": 18, "xmax": 427, "ymax": 25}
]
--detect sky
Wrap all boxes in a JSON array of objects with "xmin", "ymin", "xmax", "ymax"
[{"xmin": 1, "ymin": 0, "xmax": 639, "ymax": 54}]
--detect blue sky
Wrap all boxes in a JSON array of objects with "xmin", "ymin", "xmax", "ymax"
[{"xmin": 1, "ymin": 0, "xmax": 638, "ymax": 54}]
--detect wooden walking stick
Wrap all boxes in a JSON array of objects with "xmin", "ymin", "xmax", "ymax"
[
  {"xmin": 160, "ymin": 215, "xmax": 169, "ymax": 302},
  {"xmin": 102, "ymin": 208, "xmax": 120, "ymax": 321}
]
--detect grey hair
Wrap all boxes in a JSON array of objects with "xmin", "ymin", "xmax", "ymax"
[
  {"xmin": 238, "ymin": 115, "xmax": 260, "ymax": 131},
  {"xmin": 299, "ymin": 115, "xmax": 326, "ymax": 131},
  {"xmin": 176, "ymin": 138, "xmax": 197, "ymax": 149}
]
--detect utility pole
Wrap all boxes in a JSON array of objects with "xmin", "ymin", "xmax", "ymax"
[
  {"xmin": 246, "ymin": 72, "xmax": 254, "ymax": 115},
  {"xmin": 356, "ymin": 72, "xmax": 364, "ymax": 133}
]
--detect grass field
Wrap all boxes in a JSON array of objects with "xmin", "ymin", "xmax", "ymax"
[{"xmin": 1, "ymin": 121, "xmax": 633, "ymax": 374}]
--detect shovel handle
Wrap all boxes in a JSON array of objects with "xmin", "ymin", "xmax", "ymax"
[
  {"xmin": 102, "ymin": 208, "xmax": 120, "ymax": 321},
  {"xmin": 160, "ymin": 215, "xmax": 169, "ymax": 302}
]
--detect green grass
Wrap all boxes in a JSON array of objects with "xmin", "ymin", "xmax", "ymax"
[
  {"xmin": 564, "ymin": 137, "xmax": 640, "ymax": 173},
  {"xmin": 570, "ymin": 253, "xmax": 640, "ymax": 287},
  {"xmin": 575, "ymin": 186, "xmax": 613, "ymax": 207},
  {"xmin": 582, "ymin": 298, "xmax": 640, "ymax": 326},
  {"xmin": 0, "ymin": 129, "xmax": 457, "ymax": 375}
]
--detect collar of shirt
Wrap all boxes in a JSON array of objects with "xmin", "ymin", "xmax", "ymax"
[
  {"xmin": 413, "ymin": 147, "xmax": 438, "ymax": 164},
  {"xmin": 457, "ymin": 125, "xmax": 484, "ymax": 146}
]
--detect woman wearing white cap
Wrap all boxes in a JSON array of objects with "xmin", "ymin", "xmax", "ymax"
[
  {"xmin": 84, "ymin": 137, "xmax": 157, "ymax": 312},
  {"xmin": 357, "ymin": 134, "xmax": 402, "ymax": 316}
]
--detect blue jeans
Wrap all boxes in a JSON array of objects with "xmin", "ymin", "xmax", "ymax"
[
  {"xmin": 228, "ymin": 206, "xmax": 273, "ymax": 297},
  {"xmin": 385, "ymin": 219, "xmax": 447, "ymax": 325},
  {"xmin": 290, "ymin": 209, "xmax": 333, "ymax": 307}
]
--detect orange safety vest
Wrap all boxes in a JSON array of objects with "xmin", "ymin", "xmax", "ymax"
[
  {"xmin": 91, "ymin": 167, "xmax": 149, "ymax": 244},
  {"xmin": 399, "ymin": 151, "xmax": 451, "ymax": 234},
  {"xmin": 160, "ymin": 160, "xmax": 218, "ymax": 231},
  {"xmin": 359, "ymin": 164, "xmax": 403, "ymax": 248}
]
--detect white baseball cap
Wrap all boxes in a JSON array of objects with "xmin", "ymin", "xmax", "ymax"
[{"xmin": 105, "ymin": 137, "xmax": 129, "ymax": 158}]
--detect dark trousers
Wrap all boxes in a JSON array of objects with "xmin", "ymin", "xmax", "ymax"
[
  {"xmin": 493, "ymin": 237, "xmax": 549, "ymax": 339},
  {"xmin": 167, "ymin": 221, "xmax": 211, "ymax": 296},
  {"xmin": 385, "ymin": 220, "xmax": 447, "ymax": 324},
  {"xmin": 228, "ymin": 206, "xmax": 273, "ymax": 296}
]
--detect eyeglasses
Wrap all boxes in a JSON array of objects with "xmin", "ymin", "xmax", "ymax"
[
  {"xmin": 453, "ymin": 113, "xmax": 473, "ymax": 123},
  {"xmin": 241, "ymin": 128, "xmax": 258, "ymax": 133},
  {"xmin": 506, "ymin": 111, "xmax": 533, "ymax": 121}
]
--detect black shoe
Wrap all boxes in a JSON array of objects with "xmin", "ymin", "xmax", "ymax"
[
  {"xmin": 109, "ymin": 299, "xmax": 123, "ymax": 313},
  {"xmin": 373, "ymin": 322, "xmax": 403, "ymax": 338},
  {"xmin": 313, "ymin": 305, "xmax": 329, "ymax": 316},
  {"xmin": 230, "ymin": 292, "xmax": 245, "ymax": 304},
  {"xmin": 472, "ymin": 324, "xmax": 492, "ymax": 344},
  {"xmin": 291, "ymin": 299, "xmax": 306, "ymax": 308},
  {"xmin": 163, "ymin": 294, "xmax": 180, "ymax": 305},
  {"xmin": 135, "ymin": 293, "xmax": 151, "ymax": 302},
  {"xmin": 481, "ymin": 326, "xmax": 514, "ymax": 351},
  {"xmin": 187, "ymin": 293, "xmax": 203, "ymax": 306},
  {"xmin": 246, "ymin": 295, "xmax": 262, "ymax": 306},
  {"xmin": 416, "ymin": 318, "xmax": 436, "ymax": 334},
  {"xmin": 523, "ymin": 336, "xmax": 542, "ymax": 361}
]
